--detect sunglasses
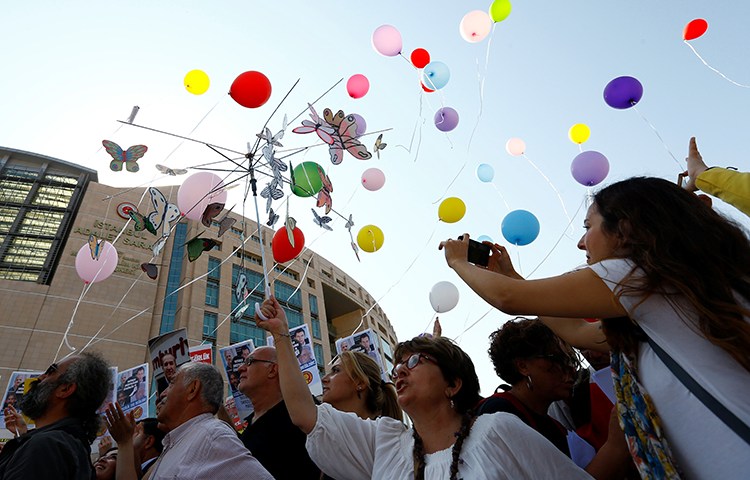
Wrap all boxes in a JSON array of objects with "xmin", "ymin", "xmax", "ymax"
[
  {"xmin": 43, "ymin": 363, "xmax": 59, "ymax": 376},
  {"xmin": 390, "ymin": 353, "xmax": 435, "ymax": 378},
  {"xmin": 243, "ymin": 357, "xmax": 276, "ymax": 367}
]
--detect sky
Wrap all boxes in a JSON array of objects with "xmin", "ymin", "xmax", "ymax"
[{"xmin": 2, "ymin": 1, "xmax": 750, "ymax": 395}]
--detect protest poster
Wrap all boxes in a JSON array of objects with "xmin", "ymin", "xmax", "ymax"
[
  {"xmin": 267, "ymin": 324, "xmax": 322, "ymax": 396},
  {"xmin": 189, "ymin": 344, "xmax": 213, "ymax": 365},
  {"xmin": 335, "ymin": 328, "xmax": 385, "ymax": 375},
  {"xmin": 116, "ymin": 363, "xmax": 149, "ymax": 421},
  {"xmin": 148, "ymin": 328, "xmax": 190, "ymax": 394},
  {"xmin": 224, "ymin": 395, "xmax": 247, "ymax": 432},
  {"xmin": 0, "ymin": 371, "xmax": 42, "ymax": 431},
  {"xmin": 218, "ymin": 339, "xmax": 255, "ymax": 422}
]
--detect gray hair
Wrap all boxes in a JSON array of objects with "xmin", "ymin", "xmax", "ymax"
[
  {"xmin": 59, "ymin": 351, "xmax": 112, "ymax": 442},
  {"xmin": 178, "ymin": 362, "xmax": 224, "ymax": 413}
]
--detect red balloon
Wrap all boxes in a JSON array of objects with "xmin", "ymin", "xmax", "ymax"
[
  {"xmin": 272, "ymin": 226, "xmax": 305, "ymax": 263},
  {"xmin": 683, "ymin": 18, "xmax": 708, "ymax": 41},
  {"xmin": 229, "ymin": 71, "xmax": 272, "ymax": 108},
  {"xmin": 421, "ymin": 82, "xmax": 435, "ymax": 93},
  {"xmin": 410, "ymin": 48, "xmax": 431, "ymax": 69}
]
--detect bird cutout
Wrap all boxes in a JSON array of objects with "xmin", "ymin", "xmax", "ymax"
[
  {"xmin": 266, "ymin": 208, "xmax": 280, "ymax": 227},
  {"xmin": 311, "ymin": 208, "xmax": 333, "ymax": 231},
  {"xmin": 125, "ymin": 106, "xmax": 140, "ymax": 124},
  {"xmin": 292, "ymin": 104, "xmax": 336, "ymax": 145},
  {"xmin": 103, "ymin": 140, "xmax": 148, "ymax": 173},
  {"xmin": 88, "ymin": 234, "xmax": 104, "ymax": 260},
  {"xmin": 148, "ymin": 187, "xmax": 181, "ymax": 257},
  {"xmin": 141, "ymin": 263, "xmax": 158, "ymax": 280},
  {"xmin": 155, "ymin": 164, "xmax": 188, "ymax": 176},
  {"xmin": 128, "ymin": 209, "xmax": 157, "ymax": 235},
  {"xmin": 327, "ymin": 114, "xmax": 372, "ymax": 165},
  {"xmin": 185, "ymin": 234, "xmax": 220, "ymax": 262},
  {"xmin": 373, "ymin": 134, "xmax": 387, "ymax": 159},
  {"xmin": 315, "ymin": 165, "xmax": 333, "ymax": 214},
  {"xmin": 201, "ymin": 202, "xmax": 225, "ymax": 228}
]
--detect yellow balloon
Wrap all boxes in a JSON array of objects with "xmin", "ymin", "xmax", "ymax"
[
  {"xmin": 568, "ymin": 123, "xmax": 591, "ymax": 144},
  {"xmin": 357, "ymin": 225, "xmax": 384, "ymax": 253},
  {"xmin": 184, "ymin": 69, "xmax": 210, "ymax": 95},
  {"xmin": 438, "ymin": 197, "xmax": 466, "ymax": 223}
]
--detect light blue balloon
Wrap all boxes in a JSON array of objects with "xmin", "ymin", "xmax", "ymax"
[
  {"xmin": 422, "ymin": 61, "xmax": 450, "ymax": 90},
  {"xmin": 477, "ymin": 235, "xmax": 493, "ymax": 244},
  {"xmin": 501, "ymin": 210, "xmax": 540, "ymax": 246},
  {"xmin": 476, "ymin": 163, "xmax": 494, "ymax": 183}
]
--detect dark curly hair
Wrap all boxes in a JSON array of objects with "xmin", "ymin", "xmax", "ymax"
[
  {"xmin": 488, "ymin": 317, "xmax": 574, "ymax": 385},
  {"xmin": 394, "ymin": 336, "xmax": 480, "ymax": 414},
  {"xmin": 59, "ymin": 351, "xmax": 112, "ymax": 443}
]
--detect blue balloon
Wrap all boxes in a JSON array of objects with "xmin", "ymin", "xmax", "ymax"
[
  {"xmin": 422, "ymin": 61, "xmax": 450, "ymax": 90},
  {"xmin": 476, "ymin": 163, "xmax": 494, "ymax": 182},
  {"xmin": 477, "ymin": 235, "xmax": 493, "ymax": 244},
  {"xmin": 501, "ymin": 210, "xmax": 540, "ymax": 246}
]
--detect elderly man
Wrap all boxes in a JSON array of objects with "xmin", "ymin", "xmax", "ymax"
[
  {"xmin": 0, "ymin": 352, "xmax": 112, "ymax": 480},
  {"xmin": 237, "ymin": 346, "xmax": 320, "ymax": 479},
  {"xmin": 107, "ymin": 362, "xmax": 272, "ymax": 480}
]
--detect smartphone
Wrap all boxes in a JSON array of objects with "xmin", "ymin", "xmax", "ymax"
[
  {"xmin": 458, "ymin": 236, "xmax": 491, "ymax": 267},
  {"xmin": 677, "ymin": 172, "xmax": 687, "ymax": 188}
]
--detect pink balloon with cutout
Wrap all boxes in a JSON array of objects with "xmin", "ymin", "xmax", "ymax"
[
  {"xmin": 347, "ymin": 74, "xmax": 370, "ymax": 99},
  {"xmin": 178, "ymin": 172, "xmax": 228, "ymax": 221},
  {"xmin": 350, "ymin": 113, "xmax": 367, "ymax": 137},
  {"xmin": 459, "ymin": 10, "xmax": 493, "ymax": 43},
  {"xmin": 505, "ymin": 137, "xmax": 526, "ymax": 156},
  {"xmin": 75, "ymin": 241, "xmax": 119, "ymax": 283},
  {"xmin": 371, "ymin": 25, "xmax": 402, "ymax": 57},
  {"xmin": 361, "ymin": 168, "xmax": 386, "ymax": 191}
]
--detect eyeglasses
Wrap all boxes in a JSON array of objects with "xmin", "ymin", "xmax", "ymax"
[
  {"xmin": 390, "ymin": 353, "xmax": 435, "ymax": 378},
  {"xmin": 534, "ymin": 353, "xmax": 579, "ymax": 371},
  {"xmin": 43, "ymin": 363, "xmax": 59, "ymax": 376},
  {"xmin": 243, "ymin": 357, "xmax": 276, "ymax": 367}
]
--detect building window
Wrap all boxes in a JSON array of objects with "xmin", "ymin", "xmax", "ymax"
[
  {"xmin": 309, "ymin": 294, "xmax": 318, "ymax": 317},
  {"xmin": 203, "ymin": 312, "xmax": 217, "ymax": 340},
  {"xmin": 230, "ymin": 316, "xmax": 267, "ymax": 347},
  {"xmin": 274, "ymin": 281, "xmax": 301, "ymax": 309},
  {"xmin": 284, "ymin": 307, "xmax": 303, "ymax": 328},
  {"xmin": 313, "ymin": 343, "xmax": 324, "ymax": 367},
  {"xmin": 161, "ymin": 222, "xmax": 188, "ymax": 333},
  {"xmin": 311, "ymin": 317, "xmax": 321, "ymax": 340},
  {"xmin": 205, "ymin": 257, "xmax": 220, "ymax": 307},
  {"xmin": 208, "ymin": 257, "xmax": 221, "ymax": 280}
]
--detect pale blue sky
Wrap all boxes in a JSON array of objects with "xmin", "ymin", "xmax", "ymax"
[{"xmin": 2, "ymin": 1, "xmax": 749, "ymax": 394}]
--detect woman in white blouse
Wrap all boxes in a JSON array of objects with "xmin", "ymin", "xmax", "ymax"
[{"xmin": 255, "ymin": 296, "xmax": 590, "ymax": 479}]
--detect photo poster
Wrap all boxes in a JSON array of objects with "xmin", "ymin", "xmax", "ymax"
[
  {"xmin": 0, "ymin": 371, "xmax": 42, "ymax": 433},
  {"xmin": 189, "ymin": 344, "xmax": 213, "ymax": 365},
  {"xmin": 335, "ymin": 328, "xmax": 386, "ymax": 376},
  {"xmin": 148, "ymin": 328, "xmax": 190, "ymax": 395},
  {"xmin": 93, "ymin": 367, "xmax": 119, "ymax": 445},
  {"xmin": 224, "ymin": 395, "xmax": 246, "ymax": 432},
  {"xmin": 266, "ymin": 324, "xmax": 322, "ymax": 396},
  {"xmin": 116, "ymin": 363, "xmax": 149, "ymax": 422},
  {"xmin": 218, "ymin": 339, "xmax": 255, "ymax": 422}
]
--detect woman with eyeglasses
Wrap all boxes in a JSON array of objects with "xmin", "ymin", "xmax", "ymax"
[{"xmin": 255, "ymin": 296, "xmax": 589, "ymax": 479}]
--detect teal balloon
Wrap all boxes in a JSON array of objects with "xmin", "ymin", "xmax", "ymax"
[
  {"xmin": 476, "ymin": 164, "xmax": 494, "ymax": 182},
  {"xmin": 422, "ymin": 61, "xmax": 450, "ymax": 90},
  {"xmin": 477, "ymin": 235, "xmax": 493, "ymax": 243},
  {"xmin": 501, "ymin": 210, "xmax": 540, "ymax": 246}
]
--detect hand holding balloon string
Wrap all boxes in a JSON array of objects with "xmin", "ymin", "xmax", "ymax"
[{"xmin": 254, "ymin": 296, "xmax": 291, "ymax": 338}]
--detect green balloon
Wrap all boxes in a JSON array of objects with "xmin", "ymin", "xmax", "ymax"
[
  {"xmin": 291, "ymin": 162, "xmax": 324, "ymax": 197},
  {"xmin": 489, "ymin": 0, "xmax": 512, "ymax": 22}
]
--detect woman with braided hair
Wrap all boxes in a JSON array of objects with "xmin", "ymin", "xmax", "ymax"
[{"xmin": 255, "ymin": 295, "xmax": 589, "ymax": 479}]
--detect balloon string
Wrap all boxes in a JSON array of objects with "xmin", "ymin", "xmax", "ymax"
[
  {"xmin": 394, "ymin": 88, "xmax": 426, "ymax": 163},
  {"xmin": 54, "ymin": 283, "xmax": 87, "ymax": 362},
  {"xmin": 162, "ymin": 97, "xmax": 226, "ymax": 164},
  {"xmin": 521, "ymin": 153, "xmax": 574, "ymax": 235},
  {"xmin": 513, "ymin": 243, "xmax": 523, "ymax": 277},
  {"xmin": 466, "ymin": 23, "xmax": 496, "ymax": 154},
  {"xmin": 431, "ymin": 158, "xmax": 469, "ymax": 205},
  {"xmin": 422, "ymin": 311, "xmax": 438, "ymax": 335},
  {"xmin": 630, "ymin": 106, "xmax": 683, "ymax": 170},
  {"xmin": 526, "ymin": 195, "xmax": 586, "ymax": 278},
  {"xmin": 491, "ymin": 183, "xmax": 511, "ymax": 211},
  {"xmin": 454, "ymin": 307, "xmax": 494, "ymax": 344},
  {"xmin": 685, "ymin": 41, "xmax": 750, "ymax": 88}
]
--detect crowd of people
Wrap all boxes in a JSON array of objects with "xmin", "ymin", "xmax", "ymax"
[{"xmin": 0, "ymin": 137, "xmax": 748, "ymax": 478}]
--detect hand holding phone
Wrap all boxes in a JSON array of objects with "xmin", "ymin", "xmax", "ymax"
[{"xmin": 458, "ymin": 235, "xmax": 491, "ymax": 267}]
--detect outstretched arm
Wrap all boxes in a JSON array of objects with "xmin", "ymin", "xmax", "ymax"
[
  {"xmin": 104, "ymin": 402, "xmax": 139, "ymax": 480},
  {"xmin": 683, "ymin": 137, "xmax": 708, "ymax": 192},
  {"xmin": 539, "ymin": 317, "xmax": 611, "ymax": 353},
  {"xmin": 255, "ymin": 296, "xmax": 318, "ymax": 434}
]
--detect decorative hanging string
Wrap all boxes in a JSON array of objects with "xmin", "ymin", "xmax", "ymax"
[
  {"xmin": 630, "ymin": 105, "xmax": 683, "ymax": 170},
  {"xmin": 521, "ymin": 152, "xmax": 574, "ymax": 235},
  {"xmin": 684, "ymin": 41, "xmax": 750, "ymax": 88}
]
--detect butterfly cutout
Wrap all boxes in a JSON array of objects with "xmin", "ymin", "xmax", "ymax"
[
  {"xmin": 292, "ymin": 104, "xmax": 336, "ymax": 145},
  {"xmin": 88, "ymin": 234, "xmax": 104, "ymax": 260},
  {"xmin": 201, "ymin": 202, "xmax": 224, "ymax": 228},
  {"xmin": 155, "ymin": 164, "xmax": 188, "ymax": 176},
  {"xmin": 103, "ymin": 140, "xmax": 148, "ymax": 173},
  {"xmin": 148, "ymin": 188, "xmax": 181, "ymax": 256},
  {"xmin": 141, "ymin": 263, "xmax": 158, "ymax": 280},
  {"xmin": 323, "ymin": 108, "xmax": 345, "ymax": 128},
  {"xmin": 128, "ymin": 209, "xmax": 157, "ymax": 235},
  {"xmin": 267, "ymin": 208, "xmax": 280, "ymax": 227},
  {"xmin": 311, "ymin": 208, "xmax": 333, "ymax": 231},
  {"xmin": 328, "ymin": 115, "xmax": 372, "ymax": 165},
  {"xmin": 286, "ymin": 216, "xmax": 297, "ymax": 247},
  {"xmin": 344, "ymin": 214, "xmax": 354, "ymax": 232},
  {"xmin": 235, "ymin": 273, "xmax": 249, "ymax": 303},
  {"xmin": 185, "ymin": 235, "xmax": 220, "ymax": 262},
  {"xmin": 373, "ymin": 134, "xmax": 387, "ymax": 159},
  {"xmin": 218, "ymin": 215, "xmax": 236, "ymax": 237},
  {"xmin": 315, "ymin": 165, "xmax": 333, "ymax": 214}
]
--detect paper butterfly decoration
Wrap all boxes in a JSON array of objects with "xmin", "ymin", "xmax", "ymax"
[
  {"xmin": 286, "ymin": 215, "xmax": 297, "ymax": 247},
  {"xmin": 315, "ymin": 165, "xmax": 333, "ymax": 214},
  {"xmin": 201, "ymin": 202, "xmax": 224, "ymax": 228},
  {"xmin": 322, "ymin": 110, "xmax": 372, "ymax": 165},
  {"xmin": 141, "ymin": 263, "xmax": 158, "ymax": 280},
  {"xmin": 148, "ymin": 187, "xmax": 181, "ymax": 256},
  {"xmin": 235, "ymin": 273, "xmax": 249, "ymax": 303},
  {"xmin": 88, "ymin": 234, "xmax": 104, "ymax": 260},
  {"xmin": 155, "ymin": 164, "xmax": 188, "ymax": 176},
  {"xmin": 128, "ymin": 209, "xmax": 157, "ymax": 235},
  {"xmin": 103, "ymin": 140, "xmax": 148, "ymax": 173},
  {"xmin": 257, "ymin": 115, "xmax": 287, "ymax": 163},
  {"xmin": 218, "ymin": 215, "xmax": 237, "ymax": 237},
  {"xmin": 373, "ymin": 134, "xmax": 387, "ymax": 159},
  {"xmin": 343, "ymin": 214, "xmax": 360, "ymax": 262},
  {"xmin": 292, "ymin": 104, "xmax": 336, "ymax": 145},
  {"xmin": 311, "ymin": 208, "xmax": 333, "ymax": 231},
  {"xmin": 267, "ymin": 208, "xmax": 280, "ymax": 227},
  {"xmin": 185, "ymin": 235, "xmax": 220, "ymax": 262}
]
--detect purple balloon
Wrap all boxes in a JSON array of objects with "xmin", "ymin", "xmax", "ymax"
[
  {"xmin": 603, "ymin": 76, "xmax": 643, "ymax": 109},
  {"xmin": 350, "ymin": 113, "xmax": 367, "ymax": 137},
  {"xmin": 571, "ymin": 151, "xmax": 610, "ymax": 186},
  {"xmin": 434, "ymin": 107, "xmax": 459, "ymax": 132}
]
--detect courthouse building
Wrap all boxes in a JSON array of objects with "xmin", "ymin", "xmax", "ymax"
[{"xmin": 0, "ymin": 146, "xmax": 398, "ymax": 391}]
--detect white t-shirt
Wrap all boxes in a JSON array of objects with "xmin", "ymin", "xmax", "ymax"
[
  {"xmin": 591, "ymin": 258, "xmax": 750, "ymax": 479},
  {"xmin": 306, "ymin": 404, "xmax": 592, "ymax": 479}
]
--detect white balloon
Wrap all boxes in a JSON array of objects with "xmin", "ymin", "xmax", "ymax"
[{"xmin": 429, "ymin": 281, "xmax": 459, "ymax": 313}]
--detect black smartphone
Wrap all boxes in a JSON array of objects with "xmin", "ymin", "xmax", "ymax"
[{"xmin": 458, "ymin": 236, "xmax": 491, "ymax": 267}]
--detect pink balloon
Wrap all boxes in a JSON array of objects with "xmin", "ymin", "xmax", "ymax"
[
  {"xmin": 178, "ymin": 172, "xmax": 228, "ymax": 221},
  {"xmin": 505, "ymin": 137, "xmax": 526, "ymax": 156},
  {"xmin": 371, "ymin": 25, "xmax": 402, "ymax": 57},
  {"xmin": 361, "ymin": 168, "xmax": 385, "ymax": 191},
  {"xmin": 346, "ymin": 74, "xmax": 370, "ymax": 99},
  {"xmin": 459, "ymin": 10, "xmax": 493, "ymax": 43},
  {"xmin": 350, "ymin": 113, "xmax": 367, "ymax": 136},
  {"xmin": 75, "ymin": 241, "xmax": 119, "ymax": 283}
]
